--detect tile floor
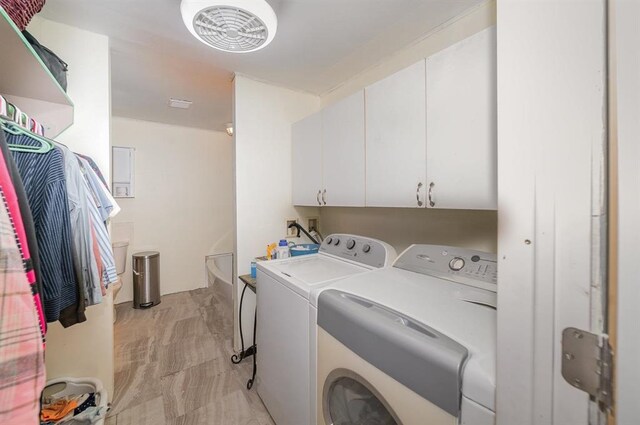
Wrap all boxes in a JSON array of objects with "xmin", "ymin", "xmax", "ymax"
[{"xmin": 107, "ymin": 283, "xmax": 274, "ymax": 425}]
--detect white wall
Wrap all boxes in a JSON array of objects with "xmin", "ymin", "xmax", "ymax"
[
  {"xmin": 321, "ymin": 1, "xmax": 495, "ymax": 105},
  {"xmin": 615, "ymin": 0, "xmax": 640, "ymax": 422},
  {"xmin": 233, "ymin": 75, "xmax": 320, "ymax": 349},
  {"xmin": 317, "ymin": 1, "xmax": 497, "ymax": 255},
  {"xmin": 110, "ymin": 117, "xmax": 234, "ymax": 303},
  {"xmin": 27, "ymin": 17, "xmax": 115, "ymax": 400},
  {"xmin": 496, "ymin": 1, "xmax": 607, "ymax": 424}
]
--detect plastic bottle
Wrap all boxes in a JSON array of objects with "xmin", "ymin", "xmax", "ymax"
[
  {"xmin": 276, "ymin": 239, "xmax": 290, "ymax": 259},
  {"xmin": 250, "ymin": 261, "xmax": 257, "ymax": 278}
]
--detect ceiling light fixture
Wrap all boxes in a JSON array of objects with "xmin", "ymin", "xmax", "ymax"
[
  {"xmin": 225, "ymin": 122, "xmax": 234, "ymax": 137},
  {"xmin": 169, "ymin": 98, "xmax": 193, "ymax": 109},
  {"xmin": 180, "ymin": 0, "xmax": 278, "ymax": 53}
]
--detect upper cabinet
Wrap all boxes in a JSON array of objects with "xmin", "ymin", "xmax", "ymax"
[
  {"xmin": 365, "ymin": 61, "xmax": 427, "ymax": 208},
  {"xmin": 291, "ymin": 27, "xmax": 497, "ymax": 211},
  {"xmin": 291, "ymin": 91, "xmax": 366, "ymax": 207},
  {"xmin": 322, "ymin": 91, "xmax": 365, "ymax": 207},
  {"xmin": 292, "ymin": 111, "xmax": 323, "ymax": 206},
  {"xmin": 0, "ymin": 8, "xmax": 74, "ymax": 137},
  {"xmin": 426, "ymin": 26, "xmax": 497, "ymax": 210}
]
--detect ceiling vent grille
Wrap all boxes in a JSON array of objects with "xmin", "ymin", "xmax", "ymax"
[{"xmin": 181, "ymin": 0, "xmax": 277, "ymax": 53}]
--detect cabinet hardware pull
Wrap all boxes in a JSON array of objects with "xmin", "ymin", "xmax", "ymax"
[
  {"xmin": 428, "ymin": 182, "xmax": 435, "ymax": 207},
  {"xmin": 317, "ymin": 190, "xmax": 322, "ymax": 206},
  {"xmin": 322, "ymin": 189, "xmax": 327, "ymax": 206},
  {"xmin": 416, "ymin": 182, "xmax": 424, "ymax": 207}
]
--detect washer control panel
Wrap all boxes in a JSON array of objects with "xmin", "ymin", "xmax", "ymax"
[
  {"xmin": 394, "ymin": 245, "xmax": 497, "ymax": 292},
  {"xmin": 320, "ymin": 234, "xmax": 396, "ymax": 268}
]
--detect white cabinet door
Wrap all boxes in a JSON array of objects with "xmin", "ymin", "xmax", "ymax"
[
  {"xmin": 426, "ymin": 26, "xmax": 497, "ymax": 210},
  {"xmin": 322, "ymin": 90, "xmax": 366, "ymax": 206},
  {"xmin": 366, "ymin": 61, "xmax": 427, "ymax": 207},
  {"xmin": 292, "ymin": 112, "xmax": 323, "ymax": 206}
]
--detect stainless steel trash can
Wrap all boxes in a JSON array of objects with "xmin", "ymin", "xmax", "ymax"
[{"xmin": 132, "ymin": 251, "xmax": 161, "ymax": 309}]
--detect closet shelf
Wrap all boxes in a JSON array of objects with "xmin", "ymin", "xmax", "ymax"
[{"xmin": 0, "ymin": 7, "xmax": 74, "ymax": 138}]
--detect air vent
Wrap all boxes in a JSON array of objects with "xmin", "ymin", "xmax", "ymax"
[
  {"xmin": 169, "ymin": 98, "xmax": 193, "ymax": 109},
  {"xmin": 181, "ymin": 0, "xmax": 278, "ymax": 53}
]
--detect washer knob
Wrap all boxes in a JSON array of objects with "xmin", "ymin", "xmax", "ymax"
[
  {"xmin": 325, "ymin": 237, "xmax": 333, "ymax": 245},
  {"xmin": 362, "ymin": 244, "xmax": 371, "ymax": 253},
  {"xmin": 333, "ymin": 238, "xmax": 340, "ymax": 246},
  {"xmin": 346, "ymin": 239, "xmax": 356, "ymax": 250},
  {"xmin": 449, "ymin": 257, "xmax": 465, "ymax": 271}
]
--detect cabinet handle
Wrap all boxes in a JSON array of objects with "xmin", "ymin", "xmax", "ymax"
[
  {"xmin": 317, "ymin": 190, "xmax": 322, "ymax": 206},
  {"xmin": 322, "ymin": 189, "xmax": 327, "ymax": 206},
  {"xmin": 428, "ymin": 182, "xmax": 435, "ymax": 207},
  {"xmin": 416, "ymin": 182, "xmax": 424, "ymax": 207}
]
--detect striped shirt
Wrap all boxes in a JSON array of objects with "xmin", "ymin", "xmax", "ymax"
[
  {"xmin": 78, "ymin": 163, "xmax": 117, "ymax": 287},
  {"xmin": 59, "ymin": 145, "xmax": 102, "ymax": 310},
  {"xmin": 75, "ymin": 153, "xmax": 108, "ymax": 188},
  {"xmin": 78, "ymin": 157, "xmax": 112, "ymax": 222},
  {"xmin": 6, "ymin": 133, "xmax": 78, "ymax": 322}
]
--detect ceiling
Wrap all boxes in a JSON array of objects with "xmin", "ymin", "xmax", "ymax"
[{"xmin": 39, "ymin": 0, "xmax": 483, "ymax": 131}]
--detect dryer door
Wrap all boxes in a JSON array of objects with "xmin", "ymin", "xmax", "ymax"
[{"xmin": 323, "ymin": 369, "xmax": 399, "ymax": 425}]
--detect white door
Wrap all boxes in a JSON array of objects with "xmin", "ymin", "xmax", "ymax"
[
  {"xmin": 322, "ymin": 90, "xmax": 365, "ymax": 206},
  {"xmin": 426, "ymin": 27, "xmax": 497, "ymax": 210},
  {"xmin": 292, "ymin": 111, "xmax": 323, "ymax": 206},
  {"xmin": 366, "ymin": 60, "xmax": 427, "ymax": 208},
  {"xmin": 497, "ymin": 1, "xmax": 608, "ymax": 424}
]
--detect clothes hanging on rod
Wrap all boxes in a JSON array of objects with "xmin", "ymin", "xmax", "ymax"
[
  {"xmin": 2, "ymin": 129, "xmax": 120, "ymax": 326},
  {"xmin": 56, "ymin": 144, "xmax": 99, "ymax": 324},
  {"xmin": 1, "ymin": 117, "xmax": 54, "ymax": 153},
  {"xmin": 0, "ymin": 130, "xmax": 46, "ymax": 425}
]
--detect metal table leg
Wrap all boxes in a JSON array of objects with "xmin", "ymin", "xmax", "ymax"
[{"xmin": 247, "ymin": 307, "xmax": 257, "ymax": 390}]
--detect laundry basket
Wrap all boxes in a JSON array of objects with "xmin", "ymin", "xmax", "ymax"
[{"xmin": 41, "ymin": 377, "xmax": 108, "ymax": 425}]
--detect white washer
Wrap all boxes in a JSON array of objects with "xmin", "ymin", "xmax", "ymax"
[
  {"xmin": 311, "ymin": 244, "xmax": 497, "ymax": 425},
  {"xmin": 256, "ymin": 234, "xmax": 396, "ymax": 425}
]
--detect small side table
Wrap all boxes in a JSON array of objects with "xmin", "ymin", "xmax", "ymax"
[{"xmin": 231, "ymin": 274, "xmax": 257, "ymax": 390}]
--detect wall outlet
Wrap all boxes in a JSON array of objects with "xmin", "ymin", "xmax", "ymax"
[
  {"xmin": 307, "ymin": 217, "xmax": 319, "ymax": 232},
  {"xmin": 286, "ymin": 219, "xmax": 298, "ymax": 238}
]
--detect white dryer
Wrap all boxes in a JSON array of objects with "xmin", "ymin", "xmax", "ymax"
[
  {"xmin": 312, "ymin": 244, "xmax": 497, "ymax": 425},
  {"xmin": 256, "ymin": 234, "xmax": 396, "ymax": 425}
]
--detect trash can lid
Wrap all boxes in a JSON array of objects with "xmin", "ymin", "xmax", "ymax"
[{"xmin": 133, "ymin": 251, "xmax": 160, "ymax": 258}]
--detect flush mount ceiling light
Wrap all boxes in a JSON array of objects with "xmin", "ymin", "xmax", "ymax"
[{"xmin": 180, "ymin": 0, "xmax": 278, "ymax": 53}]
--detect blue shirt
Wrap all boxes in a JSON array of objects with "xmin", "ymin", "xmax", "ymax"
[{"xmin": 6, "ymin": 133, "xmax": 78, "ymax": 322}]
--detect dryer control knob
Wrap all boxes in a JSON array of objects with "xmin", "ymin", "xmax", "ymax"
[
  {"xmin": 326, "ymin": 237, "xmax": 333, "ymax": 245},
  {"xmin": 346, "ymin": 239, "xmax": 356, "ymax": 250},
  {"xmin": 449, "ymin": 257, "xmax": 465, "ymax": 271},
  {"xmin": 362, "ymin": 244, "xmax": 371, "ymax": 253},
  {"xmin": 333, "ymin": 238, "xmax": 340, "ymax": 246}
]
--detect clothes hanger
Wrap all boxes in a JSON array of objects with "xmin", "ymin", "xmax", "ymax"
[{"xmin": 1, "ymin": 117, "xmax": 55, "ymax": 154}]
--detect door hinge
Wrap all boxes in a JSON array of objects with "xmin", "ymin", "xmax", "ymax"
[{"xmin": 561, "ymin": 327, "xmax": 613, "ymax": 412}]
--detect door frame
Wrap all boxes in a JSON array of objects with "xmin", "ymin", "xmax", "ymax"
[{"xmin": 611, "ymin": 0, "xmax": 640, "ymax": 423}]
